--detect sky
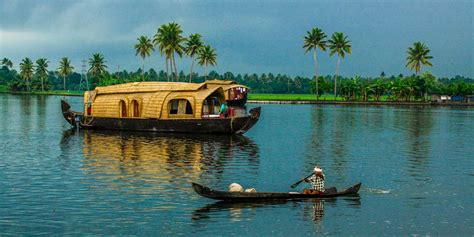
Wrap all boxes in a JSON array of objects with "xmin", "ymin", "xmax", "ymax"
[{"xmin": 0, "ymin": 0, "xmax": 472, "ymax": 78}]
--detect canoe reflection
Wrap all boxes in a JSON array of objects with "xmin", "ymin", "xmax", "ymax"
[
  {"xmin": 193, "ymin": 195, "xmax": 361, "ymax": 224},
  {"xmin": 192, "ymin": 200, "xmax": 291, "ymax": 221},
  {"xmin": 60, "ymin": 129, "xmax": 259, "ymax": 191}
]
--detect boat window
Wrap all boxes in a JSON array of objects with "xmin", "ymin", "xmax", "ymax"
[
  {"xmin": 185, "ymin": 101, "xmax": 193, "ymax": 114},
  {"xmin": 131, "ymin": 100, "xmax": 140, "ymax": 117},
  {"xmin": 202, "ymin": 96, "xmax": 222, "ymax": 115},
  {"xmin": 169, "ymin": 99, "xmax": 193, "ymax": 115},
  {"xmin": 169, "ymin": 100, "xmax": 179, "ymax": 114},
  {"xmin": 228, "ymin": 87, "xmax": 246, "ymax": 100},
  {"xmin": 119, "ymin": 100, "xmax": 127, "ymax": 117}
]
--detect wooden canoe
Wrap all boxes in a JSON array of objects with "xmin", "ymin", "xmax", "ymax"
[{"xmin": 192, "ymin": 182, "xmax": 362, "ymax": 201}]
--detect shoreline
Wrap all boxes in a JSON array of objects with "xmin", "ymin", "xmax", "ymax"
[
  {"xmin": 1, "ymin": 91, "xmax": 472, "ymax": 106},
  {"xmin": 0, "ymin": 91, "xmax": 83, "ymax": 97},
  {"xmin": 247, "ymin": 100, "xmax": 474, "ymax": 106}
]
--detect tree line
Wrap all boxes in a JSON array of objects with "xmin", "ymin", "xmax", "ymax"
[{"xmin": 1, "ymin": 62, "xmax": 472, "ymax": 99}]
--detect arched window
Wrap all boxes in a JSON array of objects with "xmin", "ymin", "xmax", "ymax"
[
  {"xmin": 119, "ymin": 100, "xmax": 127, "ymax": 117},
  {"xmin": 131, "ymin": 100, "xmax": 140, "ymax": 117},
  {"xmin": 169, "ymin": 99, "xmax": 193, "ymax": 116}
]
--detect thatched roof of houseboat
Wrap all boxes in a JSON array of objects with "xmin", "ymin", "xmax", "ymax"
[
  {"xmin": 205, "ymin": 80, "xmax": 249, "ymax": 90},
  {"xmin": 93, "ymin": 80, "xmax": 248, "ymax": 95},
  {"xmin": 94, "ymin": 82, "xmax": 206, "ymax": 95}
]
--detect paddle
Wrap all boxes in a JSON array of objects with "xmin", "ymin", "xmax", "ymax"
[{"xmin": 290, "ymin": 172, "xmax": 314, "ymax": 189}]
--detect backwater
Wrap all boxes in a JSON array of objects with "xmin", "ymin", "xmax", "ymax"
[{"xmin": 0, "ymin": 94, "xmax": 472, "ymax": 235}]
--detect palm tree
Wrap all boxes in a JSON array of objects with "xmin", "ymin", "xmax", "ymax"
[
  {"xmin": 20, "ymin": 58, "xmax": 34, "ymax": 91},
  {"xmin": 328, "ymin": 32, "xmax": 351, "ymax": 100},
  {"xmin": 134, "ymin": 36, "xmax": 154, "ymax": 81},
  {"xmin": 303, "ymin": 27, "xmax": 327, "ymax": 99},
  {"xmin": 35, "ymin": 58, "xmax": 49, "ymax": 92},
  {"xmin": 185, "ymin": 33, "xmax": 203, "ymax": 82},
  {"xmin": 197, "ymin": 45, "xmax": 217, "ymax": 79},
  {"xmin": 406, "ymin": 41, "xmax": 433, "ymax": 75},
  {"xmin": 58, "ymin": 57, "xmax": 74, "ymax": 90},
  {"xmin": 153, "ymin": 22, "xmax": 185, "ymax": 82},
  {"xmin": 167, "ymin": 22, "xmax": 185, "ymax": 82},
  {"xmin": 88, "ymin": 53, "xmax": 108, "ymax": 84},
  {"xmin": 154, "ymin": 24, "xmax": 171, "ymax": 81},
  {"xmin": 1, "ymin": 58, "xmax": 13, "ymax": 69}
]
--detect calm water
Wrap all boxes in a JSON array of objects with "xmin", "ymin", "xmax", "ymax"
[{"xmin": 0, "ymin": 94, "xmax": 473, "ymax": 236}]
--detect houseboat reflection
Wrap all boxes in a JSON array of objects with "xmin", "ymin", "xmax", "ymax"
[{"xmin": 60, "ymin": 130, "xmax": 259, "ymax": 189}]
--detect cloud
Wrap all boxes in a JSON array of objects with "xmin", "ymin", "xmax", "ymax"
[{"xmin": 0, "ymin": 0, "xmax": 472, "ymax": 77}]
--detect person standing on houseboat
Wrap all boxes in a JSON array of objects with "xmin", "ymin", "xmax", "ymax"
[
  {"xmin": 303, "ymin": 166, "xmax": 326, "ymax": 194},
  {"xmin": 219, "ymin": 101, "xmax": 229, "ymax": 117}
]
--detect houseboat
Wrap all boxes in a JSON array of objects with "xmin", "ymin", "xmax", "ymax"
[{"xmin": 61, "ymin": 80, "xmax": 261, "ymax": 134}]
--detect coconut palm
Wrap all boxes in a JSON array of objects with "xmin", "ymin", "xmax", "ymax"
[
  {"xmin": 185, "ymin": 33, "xmax": 203, "ymax": 82},
  {"xmin": 35, "ymin": 58, "xmax": 49, "ymax": 92},
  {"xmin": 406, "ymin": 41, "xmax": 433, "ymax": 75},
  {"xmin": 1, "ymin": 58, "xmax": 13, "ymax": 69},
  {"xmin": 328, "ymin": 32, "xmax": 351, "ymax": 100},
  {"xmin": 20, "ymin": 58, "xmax": 34, "ymax": 91},
  {"xmin": 88, "ymin": 53, "xmax": 108, "ymax": 84},
  {"xmin": 154, "ymin": 24, "xmax": 171, "ymax": 81},
  {"xmin": 166, "ymin": 22, "xmax": 186, "ymax": 82},
  {"xmin": 58, "ymin": 57, "xmax": 74, "ymax": 90},
  {"xmin": 303, "ymin": 27, "xmax": 327, "ymax": 99},
  {"xmin": 134, "ymin": 35, "xmax": 154, "ymax": 81},
  {"xmin": 197, "ymin": 45, "xmax": 217, "ymax": 79},
  {"xmin": 153, "ymin": 22, "xmax": 185, "ymax": 82}
]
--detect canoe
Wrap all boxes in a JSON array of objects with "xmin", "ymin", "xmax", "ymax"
[{"xmin": 192, "ymin": 182, "xmax": 362, "ymax": 201}]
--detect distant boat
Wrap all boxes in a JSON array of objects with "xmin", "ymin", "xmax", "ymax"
[{"xmin": 61, "ymin": 80, "xmax": 261, "ymax": 134}]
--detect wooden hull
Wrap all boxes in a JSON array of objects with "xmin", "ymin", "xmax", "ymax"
[
  {"xmin": 192, "ymin": 182, "xmax": 362, "ymax": 201},
  {"xmin": 61, "ymin": 100, "xmax": 261, "ymax": 135}
]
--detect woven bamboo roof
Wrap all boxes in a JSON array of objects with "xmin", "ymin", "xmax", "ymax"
[
  {"xmin": 93, "ymin": 80, "xmax": 246, "ymax": 95},
  {"xmin": 204, "ymin": 80, "xmax": 236, "ymax": 85},
  {"xmin": 95, "ymin": 82, "xmax": 206, "ymax": 95},
  {"xmin": 205, "ymin": 80, "xmax": 249, "ymax": 90}
]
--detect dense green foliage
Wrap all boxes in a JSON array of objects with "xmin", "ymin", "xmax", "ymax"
[{"xmin": 1, "ymin": 65, "xmax": 473, "ymax": 100}]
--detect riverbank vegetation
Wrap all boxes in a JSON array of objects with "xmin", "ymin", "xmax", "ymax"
[{"xmin": 1, "ymin": 23, "xmax": 473, "ymax": 101}]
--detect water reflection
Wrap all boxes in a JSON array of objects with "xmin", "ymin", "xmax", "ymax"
[
  {"xmin": 193, "ymin": 196, "xmax": 361, "ymax": 229},
  {"xmin": 307, "ymin": 106, "xmax": 352, "ymax": 182},
  {"xmin": 20, "ymin": 95, "xmax": 33, "ymax": 132},
  {"xmin": 394, "ymin": 108, "xmax": 434, "ymax": 182},
  {"xmin": 60, "ymin": 130, "xmax": 260, "ymax": 191},
  {"xmin": 192, "ymin": 200, "xmax": 289, "ymax": 221}
]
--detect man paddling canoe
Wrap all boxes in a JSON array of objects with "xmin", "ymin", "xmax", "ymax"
[{"xmin": 303, "ymin": 166, "xmax": 327, "ymax": 195}]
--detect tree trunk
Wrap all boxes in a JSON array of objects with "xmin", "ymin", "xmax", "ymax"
[
  {"xmin": 313, "ymin": 50, "xmax": 319, "ymax": 99},
  {"xmin": 41, "ymin": 75, "xmax": 44, "ymax": 92},
  {"xmin": 287, "ymin": 77, "xmax": 290, "ymax": 93},
  {"xmin": 142, "ymin": 58, "xmax": 145, "ymax": 81},
  {"xmin": 334, "ymin": 56, "xmax": 340, "ymax": 100},
  {"xmin": 189, "ymin": 56, "xmax": 195, "ymax": 83},
  {"xmin": 172, "ymin": 54, "xmax": 178, "ymax": 82},
  {"xmin": 85, "ymin": 73, "xmax": 89, "ymax": 90},
  {"xmin": 165, "ymin": 57, "xmax": 170, "ymax": 82},
  {"xmin": 63, "ymin": 75, "xmax": 66, "ymax": 90},
  {"xmin": 205, "ymin": 65, "xmax": 208, "ymax": 80}
]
